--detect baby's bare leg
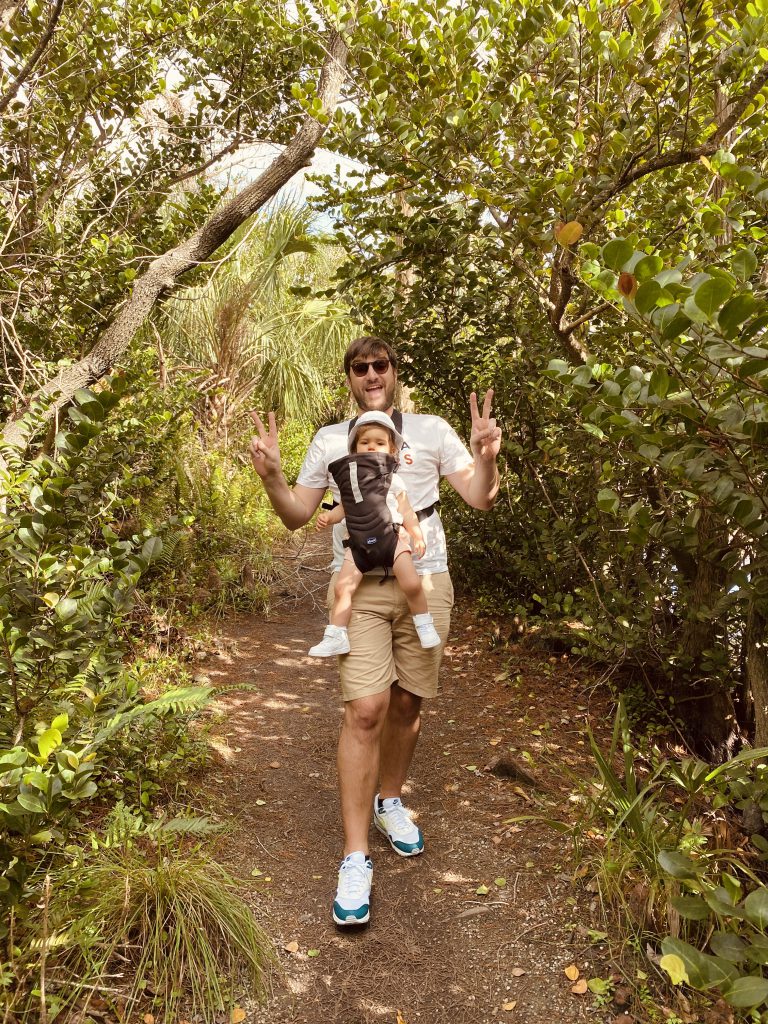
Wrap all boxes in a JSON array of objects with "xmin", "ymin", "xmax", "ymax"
[
  {"xmin": 392, "ymin": 552, "xmax": 428, "ymax": 616},
  {"xmin": 331, "ymin": 560, "xmax": 364, "ymax": 627}
]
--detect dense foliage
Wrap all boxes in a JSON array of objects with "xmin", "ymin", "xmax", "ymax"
[{"xmin": 318, "ymin": 0, "xmax": 768, "ymax": 754}]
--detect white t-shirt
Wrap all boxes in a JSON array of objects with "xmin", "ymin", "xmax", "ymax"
[{"xmin": 297, "ymin": 412, "xmax": 474, "ymax": 575}]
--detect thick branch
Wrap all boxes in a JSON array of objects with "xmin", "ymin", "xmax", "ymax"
[
  {"xmin": 580, "ymin": 63, "xmax": 768, "ymax": 224},
  {"xmin": 0, "ymin": 0, "xmax": 65, "ymax": 117},
  {"xmin": 563, "ymin": 300, "xmax": 610, "ymax": 333},
  {"xmin": 1, "ymin": 29, "xmax": 349, "ymax": 448},
  {"xmin": 550, "ymin": 58, "xmax": 768, "ymax": 362}
]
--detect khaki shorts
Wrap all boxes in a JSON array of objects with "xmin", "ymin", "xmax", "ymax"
[{"xmin": 326, "ymin": 571, "xmax": 454, "ymax": 702}]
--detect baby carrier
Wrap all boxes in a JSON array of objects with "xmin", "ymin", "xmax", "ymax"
[
  {"xmin": 324, "ymin": 410, "xmax": 441, "ymax": 574},
  {"xmin": 327, "ymin": 451, "xmax": 401, "ymax": 573}
]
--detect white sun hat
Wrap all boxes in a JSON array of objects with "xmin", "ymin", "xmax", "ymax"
[{"xmin": 347, "ymin": 411, "xmax": 404, "ymax": 453}]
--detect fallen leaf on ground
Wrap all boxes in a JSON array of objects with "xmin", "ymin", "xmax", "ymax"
[
  {"xmin": 269, "ymin": 761, "xmax": 281, "ymax": 769},
  {"xmin": 494, "ymin": 877, "xmax": 507, "ymax": 888},
  {"xmin": 231, "ymin": 1009, "xmax": 246, "ymax": 1023},
  {"xmin": 463, "ymin": 764, "xmax": 478, "ymax": 772},
  {"xmin": 502, "ymin": 1001, "xmax": 517, "ymax": 1011},
  {"xmin": 489, "ymin": 737, "xmax": 502, "ymax": 746},
  {"xmin": 564, "ymin": 964, "xmax": 580, "ymax": 981},
  {"xmin": 396, "ymin": 1012, "xmax": 408, "ymax": 1024},
  {"xmin": 307, "ymin": 948, "xmax": 320, "ymax": 957},
  {"xmin": 476, "ymin": 884, "xmax": 489, "ymax": 895},
  {"xmin": 571, "ymin": 979, "xmax": 588, "ymax": 995},
  {"xmin": 250, "ymin": 868, "xmax": 264, "ymax": 877},
  {"xmin": 284, "ymin": 940, "xmax": 299, "ymax": 953},
  {"xmin": 254, "ymin": 799, "xmax": 266, "ymax": 806},
  {"xmin": 511, "ymin": 967, "xmax": 526, "ymax": 977}
]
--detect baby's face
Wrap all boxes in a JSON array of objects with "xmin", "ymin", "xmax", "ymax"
[{"xmin": 355, "ymin": 425, "xmax": 395, "ymax": 454}]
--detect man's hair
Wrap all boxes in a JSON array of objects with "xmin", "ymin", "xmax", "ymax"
[{"xmin": 343, "ymin": 335, "xmax": 400, "ymax": 376}]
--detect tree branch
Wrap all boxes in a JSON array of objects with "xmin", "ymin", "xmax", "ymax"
[
  {"xmin": 1, "ymin": 29, "xmax": 349, "ymax": 448},
  {"xmin": 0, "ymin": 0, "xmax": 65, "ymax": 117},
  {"xmin": 562, "ymin": 300, "xmax": 610, "ymax": 334}
]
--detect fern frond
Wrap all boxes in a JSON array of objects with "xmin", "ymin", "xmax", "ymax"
[{"xmin": 144, "ymin": 815, "xmax": 223, "ymax": 837}]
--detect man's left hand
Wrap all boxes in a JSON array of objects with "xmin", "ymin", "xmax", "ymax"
[{"xmin": 469, "ymin": 389, "xmax": 502, "ymax": 461}]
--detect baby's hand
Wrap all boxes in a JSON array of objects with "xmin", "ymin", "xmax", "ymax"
[
  {"xmin": 316, "ymin": 513, "xmax": 331, "ymax": 531},
  {"xmin": 412, "ymin": 536, "xmax": 426, "ymax": 558}
]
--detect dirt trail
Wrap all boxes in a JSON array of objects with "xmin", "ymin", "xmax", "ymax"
[{"xmin": 199, "ymin": 548, "xmax": 616, "ymax": 1024}]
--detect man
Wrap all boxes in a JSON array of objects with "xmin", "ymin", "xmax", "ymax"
[{"xmin": 249, "ymin": 335, "xmax": 501, "ymax": 926}]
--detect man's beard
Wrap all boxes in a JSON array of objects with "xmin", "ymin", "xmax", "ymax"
[{"xmin": 356, "ymin": 379, "xmax": 396, "ymax": 411}]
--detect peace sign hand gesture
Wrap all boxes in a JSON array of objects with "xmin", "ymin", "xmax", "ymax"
[
  {"xmin": 249, "ymin": 410, "xmax": 282, "ymax": 480},
  {"xmin": 469, "ymin": 389, "xmax": 502, "ymax": 462}
]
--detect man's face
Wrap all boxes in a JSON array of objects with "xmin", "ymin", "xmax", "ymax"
[{"xmin": 346, "ymin": 351, "xmax": 397, "ymax": 412}]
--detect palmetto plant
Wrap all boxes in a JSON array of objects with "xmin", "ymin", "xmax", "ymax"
[{"xmin": 161, "ymin": 202, "xmax": 354, "ymax": 436}]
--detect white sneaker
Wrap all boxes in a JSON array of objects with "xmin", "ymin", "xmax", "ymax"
[
  {"xmin": 412, "ymin": 613, "xmax": 441, "ymax": 649},
  {"xmin": 332, "ymin": 852, "xmax": 373, "ymax": 925},
  {"xmin": 373, "ymin": 794, "xmax": 424, "ymax": 856},
  {"xmin": 309, "ymin": 625, "xmax": 350, "ymax": 658}
]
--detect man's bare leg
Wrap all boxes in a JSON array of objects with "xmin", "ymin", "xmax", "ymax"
[
  {"xmin": 338, "ymin": 689, "xmax": 390, "ymax": 855},
  {"xmin": 378, "ymin": 683, "xmax": 422, "ymax": 800}
]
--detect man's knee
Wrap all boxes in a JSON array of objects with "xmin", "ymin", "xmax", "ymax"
[
  {"xmin": 389, "ymin": 683, "xmax": 421, "ymax": 726},
  {"xmin": 344, "ymin": 691, "xmax": 389, "ymax": 734}
]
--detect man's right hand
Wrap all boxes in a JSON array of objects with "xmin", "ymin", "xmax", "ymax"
[{"xmin": 249, "ymin": 410, "xmax": 282, "ymax": 480}]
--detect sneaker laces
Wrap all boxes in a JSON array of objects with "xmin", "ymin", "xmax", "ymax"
[
  {"xmin": 338, "ymin": 859, "xmax": 370, "ymax": 899},
  {"xmin": 383, "ymin": 800, "xmax": 415, "ymax": 837}
]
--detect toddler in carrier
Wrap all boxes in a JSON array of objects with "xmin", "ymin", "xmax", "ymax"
[{"xmin": 309, "ymin": 411, "xmax": 442, "ymax": 658}]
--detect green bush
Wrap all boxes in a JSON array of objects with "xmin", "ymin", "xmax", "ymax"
[{"xmin": 0, "ymin": 380, "xmax": 211, "ymax": 914}]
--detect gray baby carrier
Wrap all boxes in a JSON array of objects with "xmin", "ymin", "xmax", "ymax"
[
  {"xmin": 323, "ymin": 410, "xmax": 441, "ymax": 574},
  {"xmin": 328, "ymin": 451, "xmax": 401, "ymax": 573}
]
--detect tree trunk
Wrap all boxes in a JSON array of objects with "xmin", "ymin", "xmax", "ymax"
[
  {"xmin": 674, "ymin": 508, "xmax": 738, "ymax": 759},
  {"xmin": 1, "ymin": 29, "xmax": 349, "ymax": 448},
  {"xmin": 746, "ymin": 601, "xmax": 768, "ymax": 747}
]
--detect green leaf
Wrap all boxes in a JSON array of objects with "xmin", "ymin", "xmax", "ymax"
[
  {"xmin": 722, "ymin": 976, "xmax": 768, "ymax": 1009},
  {"xmin": 733, "ymin": 249, "xmax": 758, "ymax": 282},
  {"xmin": 671, "ymin": 894, "xmax": 710, "ymax": 920},
  {"xmin": 16, "ymin": 791, "xmax": 46, "ymax": 814},
  {"xmin": 719, "ymin": 294, "xmax": 757, "ymax": 337},
  {"xmin": 55, "ymin": 598, "xmax": 78, "ymax": 621},
  {"xmin": 597, "ymin": 488, "xmax": 619, "ymax": 514},
  {"xmin": 475, "ymin": 884, "xmax": 489, "ymax": 895},
  {"xmin": 649, "ymin": 366, "xmax": 670, "ymax": 398},
  {"xmin": 658, "ymin": 850, "xmax": 699, "ymax": 879},
  {"xmin": 141, "ymin": 537, "xmax": 163, "ymax": 563},
  {"xmin": 744, "ymin": 889, "xmax": 768, "ymax": 928},
  {"xmin": 634, "ymin": 255, "xmax": 664, "ymax": 281},
  {"xmin": 661, "ymin": 937, "xmax": 737, "ymax": 990},
  {"xmin": 693, "ymin": 277, "xmax": 734, "ymax": 317},
  {"xmin": 36, "ymin": 728, "xmax": 62, "ymax": 760},
  {"xmin": 50, "ymin": 713, "xmax": 68, "ymax": 733},
  {"xmin": 635, "ymin": 280, "xmax": 662, "ymax": 314},
  {"xmin": 602, "ymin": 238, "xmax": 635, "ymax": 271},
  {"xmin": 710, "ymin": 932, "xmax": 748, "ymax": 963}
]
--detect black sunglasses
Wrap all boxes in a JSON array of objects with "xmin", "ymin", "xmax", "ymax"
[{"xmin": 350, "ymin": 358, "xmax": 391, "ymax": 377}]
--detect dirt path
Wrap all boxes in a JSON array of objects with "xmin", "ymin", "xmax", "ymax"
[{"xmin": 198, "ymin": 554, "xmax": 618, "ymax": 1024}]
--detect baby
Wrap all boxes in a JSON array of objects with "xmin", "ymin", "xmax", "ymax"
[{"xmin": 309, "ymin": 411, "xmax": 442, "ymax": 657}]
